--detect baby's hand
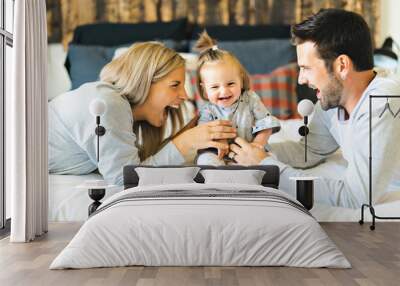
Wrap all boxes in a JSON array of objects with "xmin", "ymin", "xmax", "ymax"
[{"xmin": 251, "ymin": 129, "xmax": 272, "ymax": 150}]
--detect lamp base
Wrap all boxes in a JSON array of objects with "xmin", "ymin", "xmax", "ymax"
[{"xmin": 88, "ymin": 188, "xmax": 105, "ymax": 216}]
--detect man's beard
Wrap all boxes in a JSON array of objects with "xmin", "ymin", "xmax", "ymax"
[{"xmin": 319, "ymin": 73, "xmax": 343, "ymax": 111}]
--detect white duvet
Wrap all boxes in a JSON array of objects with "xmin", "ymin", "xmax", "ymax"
[{"xmin": 50, "ymin": 183, "xmax": 350, "ymax": 269}]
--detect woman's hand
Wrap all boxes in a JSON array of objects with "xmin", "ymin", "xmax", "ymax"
[
  {"xmin": 228, "ymin": 137, "xmax": 269, "ymax": 165},
  {"xmin": 217, "ymin": 139, "xmax": 229, "ymax": 159},
  {"xmin": 172, "ymin": 119, "xmax": 237, "ymax": 161}
]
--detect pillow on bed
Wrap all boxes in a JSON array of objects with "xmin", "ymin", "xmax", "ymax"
[
  {"xmin": 72, "ymin": 20, "xmax": 188, "ymax": 45},
  {"xmin": 67, "ymin": 44, "xmax": 117, "ymax": 90},
  {"xmin": 251, "ymin": 62, "xmax": 300, "ymax": 119},
  {"xmin": 66, "ymin": 40, "xmax": 178, "ymax": 89},
  {"xmin": 136, "ymin": 167, "xmax": 200, "ymax": 186},
  {"xmin": 200, "ymin": 169, "xmax": 266, "ymax": 185}
]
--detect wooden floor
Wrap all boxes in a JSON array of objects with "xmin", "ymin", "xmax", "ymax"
[{"xmin": 0, "ymin": 222, "xmax": 399, "ymax": 286}]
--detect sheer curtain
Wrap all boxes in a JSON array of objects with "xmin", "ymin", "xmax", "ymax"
[{"xmin": 9, "ymin": 0, "xmax": 48, "ymax": 242}]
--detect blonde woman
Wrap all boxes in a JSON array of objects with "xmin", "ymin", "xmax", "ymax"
[{"xmin": 49, "ymin": 42, "xmax": 236, "ymax": 185}]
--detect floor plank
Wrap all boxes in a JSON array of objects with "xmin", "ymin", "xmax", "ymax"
[{"xmin": 0, "ymin": 222, "xmax": 399, "ymax": 286}]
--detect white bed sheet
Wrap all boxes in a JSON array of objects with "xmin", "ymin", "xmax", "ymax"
[
  {"xmin": 48, "ymin": 119, "xmax": 400, "ymax": 222},
  {"xmin": 49, "ymin": 173, "xmax": 122, "ymax": 222}
]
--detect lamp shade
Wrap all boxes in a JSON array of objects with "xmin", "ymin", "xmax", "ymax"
[
  {"xmin": 297, "ymin": 99, "xmax": 314, "ymax": 117},
  {"xmin": 89, "ymin": 99, "xmax": 107, "ymax": 117}
]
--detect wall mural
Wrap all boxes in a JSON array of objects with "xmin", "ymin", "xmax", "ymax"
[{"xmin": 46, "ymin": 0, "xmax": 380, "ymax": 47}]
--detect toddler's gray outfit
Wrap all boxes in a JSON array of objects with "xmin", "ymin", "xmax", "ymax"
[{"xmin": 197, "ymin": 90, "xmax": 281, "ymax": 165}]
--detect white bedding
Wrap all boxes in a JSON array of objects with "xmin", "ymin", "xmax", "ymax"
[
  {"xmin": 48, "ymin": 119, "xmax": 400, "ymax": 223},
  {"xmin": 50, "ymin": 183, "xmax": 351, "ymax": 269},
  {"xmin": 49, "ymin": 173, "xmax": 122, "ymax": 222}
]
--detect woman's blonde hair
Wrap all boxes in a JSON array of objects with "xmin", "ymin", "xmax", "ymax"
[
  {"xmin": 100, "ymin": 42, "xmax": 186, "ymax": 160},
  {"xmin": 194, "ymin": 31, "xmax": 250, "ymax": 101}
]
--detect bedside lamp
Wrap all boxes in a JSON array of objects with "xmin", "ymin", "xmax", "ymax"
[
  {"xmin": 292, "ymin": 99, "xmax": 316, "ymax": 210},
  {"xmin": 89, "ymin": 99, "xmax": 107, "ymax": 162},
  {"xmin": 77, "ymin": 98, "xmax": 113, "ymax": 216},
  {"xmin": 297, "ymin": 99, "xmax": 315, "ymax": 162}
]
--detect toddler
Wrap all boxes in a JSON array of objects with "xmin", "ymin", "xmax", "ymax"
[{"xmin": 195, "ymin": 31, "xmax": 281, "ymax": 165}]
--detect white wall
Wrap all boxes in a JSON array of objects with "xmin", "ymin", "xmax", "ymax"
[
  {"xmin": 379, "ymin": 0, "xmax": 400, "ymax": 45},
  {"xmin": 379, "ymin": 0, "xmax": 400, "ymax": 74}
]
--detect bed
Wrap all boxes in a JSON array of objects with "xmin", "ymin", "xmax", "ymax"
[
  {"xmin": 48, "ymin": 119, "xmax": 400, "ymax": 222},
  {"xmin": 46, "ymin": 22, "xmax": 397, "ymax": 269},
  {"xmin": 50, "ymin": 165, "xmax": 351, "ymax": 269}
]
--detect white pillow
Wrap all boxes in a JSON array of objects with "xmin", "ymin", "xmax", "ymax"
[
  {"xmin": 136, "ymin": 167, "xmax": 200, "ymax": 186},
  {"xmin": 47, "ymin": 44, "xmax": 72, "ymax": 101},
  {"xmin": 200, "ymin": 169, "xmax": 266, "ymax": 185}
]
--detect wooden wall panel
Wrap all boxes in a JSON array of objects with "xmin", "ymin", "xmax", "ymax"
[
  {"xmin": 235, "ymin": 0, "xmax": 248, "ymax": 25},
  {"xmin": 253, "ymin": 0, "xmax": 269, "ymax": 25},
  {"xmin": 46, "ymin": 0, "xmax": 62, "ymax": 43},
  {"xmin": 118, "ymin": 0, "xmax": 145, "ymax": 23},
  {"xmin": 143, "ymin": 0, "xmax": 157, "ymax": 22},
  {"xmin": 46, "ymin": 0, "xmax": 380, "ymax": 47}
]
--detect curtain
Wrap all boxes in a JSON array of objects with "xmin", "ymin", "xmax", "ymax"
[{"xmin": 10, "ymin": 0, "xmax": 48, "ymax": 242}]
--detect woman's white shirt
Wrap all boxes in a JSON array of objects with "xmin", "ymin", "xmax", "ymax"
[{"xmin": 48, "ymin": 81, "xmax": 184, "ymax": 185}]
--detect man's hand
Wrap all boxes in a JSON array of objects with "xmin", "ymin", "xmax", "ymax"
[{"xmin": 229, "ymin": 137, "xmax": 270, "ymax": 165}]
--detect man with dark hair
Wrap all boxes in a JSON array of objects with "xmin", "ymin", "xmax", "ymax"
[{"xmin": 229, "ymin": 9, "xmax": 400, "ymax": 208}]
